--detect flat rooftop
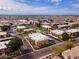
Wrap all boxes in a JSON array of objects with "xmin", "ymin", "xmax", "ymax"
[
  {"xmin": 0, "ymin": 40, "xmax": 10, "ymax": 50},
  {"xmin": 51, "ymin": 30, "xmax": 65, "ymax": 35},
  {"xmin": 66, "ymin": 29, "xmax": 79, "ymax": 33},
  {"xmin": 62, "ymin": 46, "xmax": 79, "ymax": 58},
  {"xmin": 0, "ymin": 32, "xmax": 7, "ymax": 35},
  {"xmin": 29, "ymin": 33, "xmax": 48, "ymax": 41},
  {"xmin": 17, "ymin": 26, "xmax": 26, "ymax": 29},
  {"xmin": 41, "ymin": 25, "xmax": 51, "ymax": 28}
]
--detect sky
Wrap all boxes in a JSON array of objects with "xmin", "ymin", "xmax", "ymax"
[{"xmin": 0, "ymin": 0, "xmax": 79, "ymax": 15}]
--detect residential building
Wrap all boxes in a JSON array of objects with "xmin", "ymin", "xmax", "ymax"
[
  {"xmin": 62, "ymin": 46, "xmax": 79, "ymax": 59},
  {"xmin": 0, "ymin": 32, "xmax": 7, "ymax": 38},
  {"xmin": 57, "ymin": 25, "xmax": 70, "ymax": 29},
  {"xmin": 16, "ymin": 25, "xmax": 26, "ymax": 32},
  {"xmin": 66, "ymin": 29, "xmax": 79, "ymax": 37},
  {"xmin": 23, "ymin": 28, "xmax": 34, "ymax": 33},
  {"xmin": 0, "ymin": 40, "xmax": 10, "ymax": 50},
  {"xmin": 28, "ymin": 33, "xmax": 49, "ymax": 48},
  {"xmin": 41, "ymin": 25, "xmax": 51, "ymax": 29},
  {"xmin": 0, "ymin": 40, "xmax": 10, "ymax": 57},
  {"xmin": 66, "ymin": 29, "xmax": 79, "ymax": 34},
  {"xmin": 50, "ymin": 30, "xmax": 65, "ymax": 39}
]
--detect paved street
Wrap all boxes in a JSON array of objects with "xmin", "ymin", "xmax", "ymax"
[
  {"xmin": 18, "ymin": 41, "xmax": 64, "ymax": 59},
  {"xmin": 18, "ymin": 45, "xmax": 52, "ymax": 59}
]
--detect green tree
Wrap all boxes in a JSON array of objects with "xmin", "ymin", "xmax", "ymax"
[
  {"xmin": 35, "ymin": 23, "xmax": 41, "ymax": 28},
  {"xmin": 61, "ymin": 32, "xmax": 70, "ymax": 41},
  {"xmin": 35, "ymin": 23, "xmax": 41, "ymax": 32},
  {"xmin": 7, "ymin": 37, "xmax": 23, "ymax": 51},
  {"xmin": 1, "ymin": 25, "xmax": 10, "ymax": 31}
]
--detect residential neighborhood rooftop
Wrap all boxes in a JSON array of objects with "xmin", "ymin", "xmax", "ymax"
[
  {"xmin": 29, "ymin": 33, "xmax": 48, "ymax": 41},
  {"xmin": 0, "ymin": 40, "xmax": 10, "ymax": 50},
  {"xmin": 62, "ymin": 46, "xmax": 79, "ymax": 58},
  {"xmin": 0, "ymin": 16, "xmax": 79, "ymax": 59},
  {"xmin": 66, "ymin": 29, "xmax": 79, "ymax": 33},
  {"xmin": 41, "ymin": 25, "xmax": 51, "ymax": 29},
  {"xmin": 50, "ymin": 30, "xmax": 64, "ymax": 35},
  {"xmin": 17, "ymin": 26, "xmax": 26, "ymax": 29},
  {"xmin": 0, "ymin": 32, "xmax": 7, "ymax": 36}
]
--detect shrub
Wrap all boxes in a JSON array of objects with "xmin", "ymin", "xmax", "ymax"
[
  {"xmin": 52, "ymin": 42, "xmax": 75, "ymax": 55},
  {"xmin": 7, "ymin": 37, "xmax": 23, "ymax": 51},
  {"xmin": 61, "ymin": 32, "xmax": 70, "ymax": 41}
]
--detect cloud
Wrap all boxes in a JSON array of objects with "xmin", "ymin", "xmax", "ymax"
[
  {"xmin": 0, "ymin": 0, "xmax": 32, "ymax": 11},
  {"xmin": 0, "ymin": 0, "xmax": 78, "ymax": 15},
  {"xmin": 51, "ymin": 0, "xmax": 62, "ymax": 3},
  {"xmin": 72, "ymin": 3, "xmax": 79, "ymax": 8},
  {"xmin": 0, "ymin": 0, "xmax": 53, "ymax": 14},
  {"xmin": 51, "ymin": 0, "xmax": 62, "ymax": 5},
  {"xmin": 0, "ymin": 0, "xmax": 51, "ymax": 11}
]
